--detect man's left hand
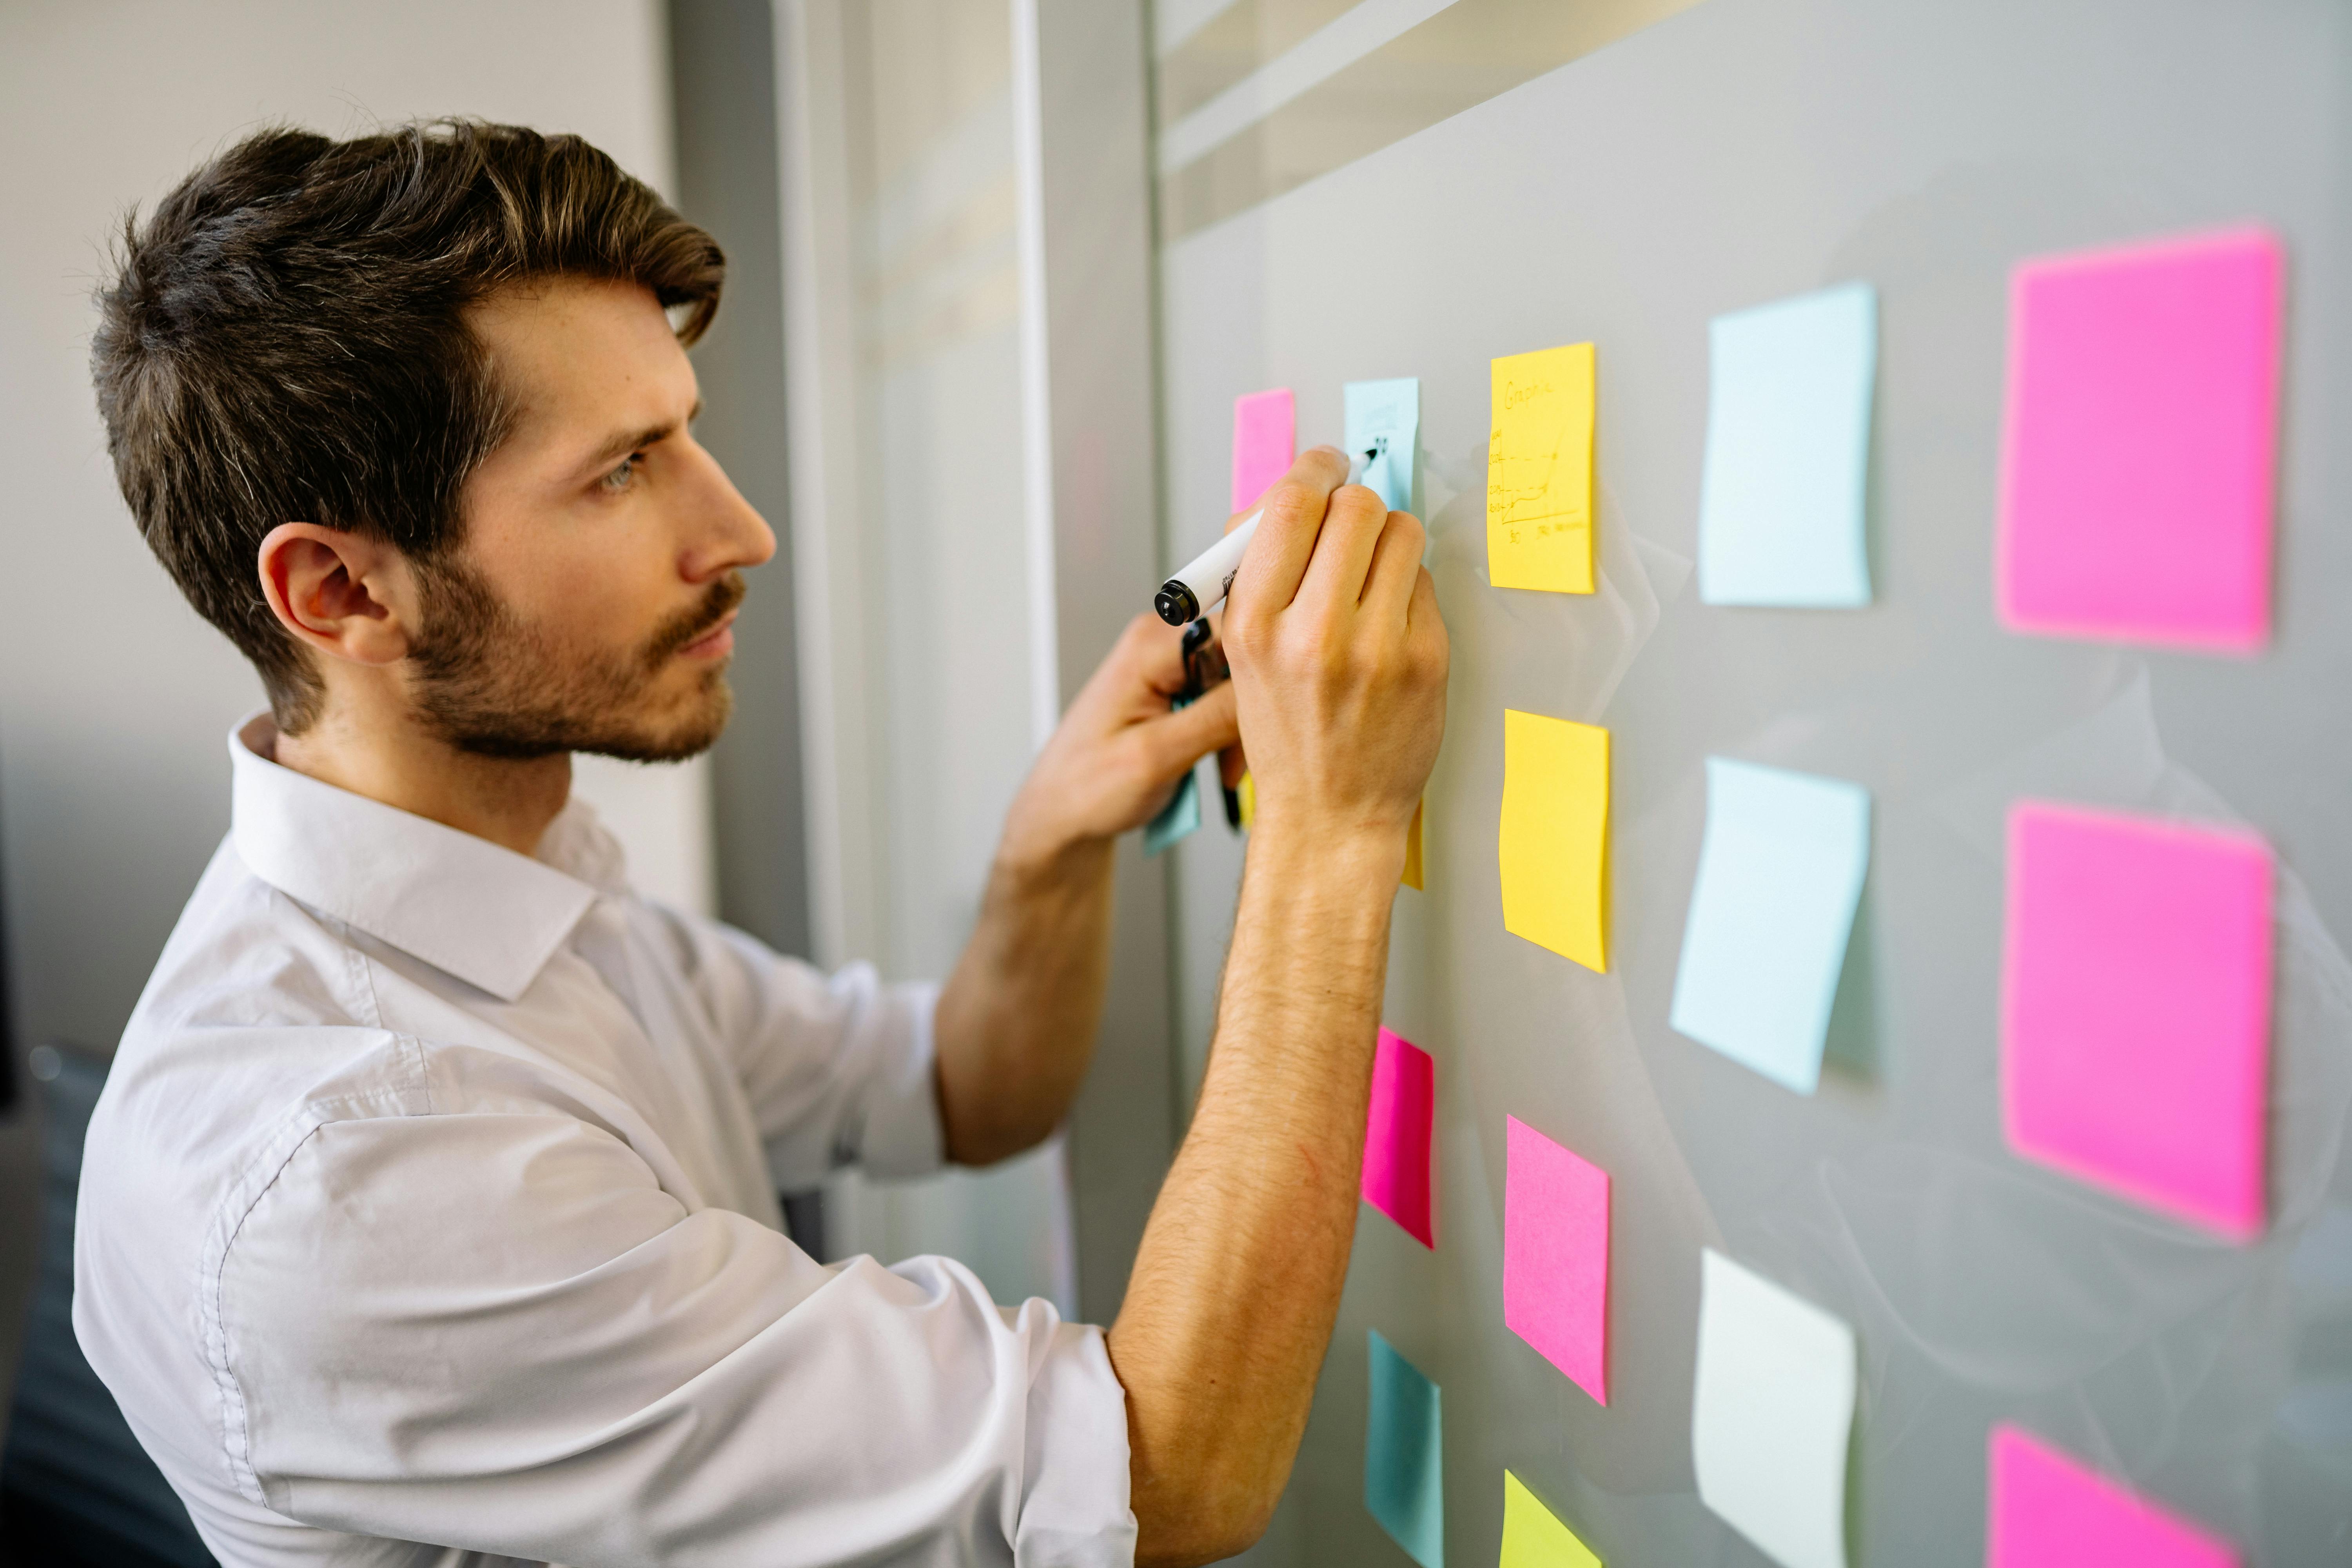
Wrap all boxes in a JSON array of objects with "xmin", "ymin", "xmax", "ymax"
[{"xmin": 998, "ymin": 613, "xmax": 1239, "ymax": 871}]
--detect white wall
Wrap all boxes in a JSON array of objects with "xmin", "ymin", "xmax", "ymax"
[
  {"xmin": 0, "ymin": 0, "xmax": 707, "ymax": 1063},
  {"xmin": 0, "ymin": 0, "xmax": 706, "ymax": 1411}
]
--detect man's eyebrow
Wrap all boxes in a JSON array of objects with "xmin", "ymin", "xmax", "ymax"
[{"xmin": 579, "ymin": 399, "xmax": 704, "ymax": 475}]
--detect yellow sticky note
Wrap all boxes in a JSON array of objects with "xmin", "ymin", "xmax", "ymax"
[
  {"xmin": 1237, "ymin": 772, "xmax": 1255, "ymax": 829},
  {"xmin": 1403, "ymin": 797, "xmax": 1426, "ymax": 890},
  {"xmin": 1488, "ymin": 343, "xmax": 1597, "ymax": 594},
  {"xmin": 1501, "ymin": 1471, "xmax": 1603, "ymax": 1568},
  {"xmin": 1499, "ymin": 710, "xmax": 1609, "ymax": 972}
]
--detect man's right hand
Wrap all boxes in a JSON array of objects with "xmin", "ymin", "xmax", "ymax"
[
  {"xmin": 1109, "ymin": 447, "xmax": 1448, "ymax": 1567},
  {"xmin": 1221, "ymin": 447, "xmax": 1448, "ymax": 856}
]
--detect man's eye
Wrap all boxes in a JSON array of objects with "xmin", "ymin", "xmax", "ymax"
[{"xmin": 602, "ymin": 454, "xmax": 642, "ymax": 492}]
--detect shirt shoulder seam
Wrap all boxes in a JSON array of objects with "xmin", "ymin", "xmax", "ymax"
[{"xmin": 352, "ymin": 942, "xmax": 434, "ymax": 1114}]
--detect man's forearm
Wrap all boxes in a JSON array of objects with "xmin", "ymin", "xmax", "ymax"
[
  {"xmin": 929, "ymin": 611, "xmax": 1247, "ymax": 1167},
  {"xmin": 931, "ymin": 833, "xmax": 1116, "ymax": 1165},
  {"xmin": 1109, "ymin": 820, "xmax": 1405, "ymax": 1566}
]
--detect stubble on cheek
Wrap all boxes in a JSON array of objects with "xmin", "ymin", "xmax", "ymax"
[{"xmin": 406, "ymin": 557, "xmax": 744, "ymax": 762}]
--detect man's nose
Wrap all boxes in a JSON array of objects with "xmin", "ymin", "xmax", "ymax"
[{"xmin": 679, "ymin": 441, "xmax": 777, "ymax": 582}]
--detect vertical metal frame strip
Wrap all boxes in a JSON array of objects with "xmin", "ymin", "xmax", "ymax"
[{"xmin": 773, "ymin": 0, "xmax": 882, "ymax": 971}]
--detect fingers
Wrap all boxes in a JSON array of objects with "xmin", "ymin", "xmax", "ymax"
[
  {"xmin": 1406, "ymin": 566, "xmax": 1446, "ymax": 667},
  {"xmin": 1294, "ymin": 483, "xmax": 1392, "ymax": 615},
  {"xmin": 1145, "ymin": 679, "xmax": 1240, "ymax": 773},
  {"xmin": 1355, "ymin": 510, "xmax": 1426, "ymax": 626},
  {"xmin": 1112, "ymin": 611, "xmax": 1192, "ymax": 698},
  {"xmin": 1227, "ymin": 447, "xmax": 1349, "ymax": 623}
]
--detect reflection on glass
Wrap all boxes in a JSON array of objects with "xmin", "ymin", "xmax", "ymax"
[{"xmin": 1152, "ymin": 0, "xmax": 1705, "ymax": 241}]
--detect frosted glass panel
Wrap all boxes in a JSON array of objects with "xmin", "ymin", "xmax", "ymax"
[
  {"xmin": 1153, "ymin": 1, "xmax": 2352, "ymax": 1563},
  {"xmin": 817, "ymin": 0, "xmax": 1071, "ymax": 1315}
]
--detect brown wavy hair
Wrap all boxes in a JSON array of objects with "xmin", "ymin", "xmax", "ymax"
[{"xmin": 91, "ymin": 118, "xmax": 725, "ymax": 732}]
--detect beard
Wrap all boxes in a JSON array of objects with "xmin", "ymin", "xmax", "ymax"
[{"xmin": 406, "ymin": 555, "xmax": 744, "ymax": 763}]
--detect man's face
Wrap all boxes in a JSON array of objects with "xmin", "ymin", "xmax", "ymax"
[{"xmin": 408, "ymin": 277, "xmax": 775, "ymax": 762}]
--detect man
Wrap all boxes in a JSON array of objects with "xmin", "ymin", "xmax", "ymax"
[{"xmin": 74, "ymin": 121, "xmax": 1446, "ymax": 1567}]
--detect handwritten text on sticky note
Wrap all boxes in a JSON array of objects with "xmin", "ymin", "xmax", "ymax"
[
  {"xmin": 1346, "ymin": 377, "xmax": 1420, "ymax": 515},
  {"xmin": 1488, "ymin": 343, "xmax": 1596, "ymax": 594}
]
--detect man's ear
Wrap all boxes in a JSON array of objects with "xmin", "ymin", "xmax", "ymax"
[{"xmin": 257, "ymin": 523, "xmax": 416, "ymax": 668}]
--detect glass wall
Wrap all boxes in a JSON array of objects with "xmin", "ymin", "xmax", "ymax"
[
  {"xmin": 1147, "ymin": 4, "xmax": 2352, "ymax": 1566},
  {"xmin": 787, "ymin": 0, "xmax": 1074, "ymax": 1314}
]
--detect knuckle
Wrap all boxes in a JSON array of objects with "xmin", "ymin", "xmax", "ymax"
[
  {"xmin": 1259, "ymin": 479, "xmax": 1321, "ymax": 527},
  {"xmin": 1330, "ymin": 485, "xmax": 1385, "ymax": 528}
]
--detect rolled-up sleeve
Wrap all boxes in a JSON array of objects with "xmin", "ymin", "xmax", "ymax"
[
  {"xmin": 665, "ymin": 909, "xmax": 946, "ymax": 1184},
  {"xmin": 215, "ymin": 1104, "xmax": 1135, "ymax": 1566}
]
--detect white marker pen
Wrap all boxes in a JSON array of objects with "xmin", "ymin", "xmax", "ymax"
[{"xmin": 1154, "ymin": 449, "xmax": 1373, "ymax": 626}]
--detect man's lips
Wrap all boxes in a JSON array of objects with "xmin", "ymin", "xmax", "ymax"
[{"xmin": 677, "ymin": 610, "xmax": 738, "ymax": 660}]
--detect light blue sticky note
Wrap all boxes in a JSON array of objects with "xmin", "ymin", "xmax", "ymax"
[
  {"xmin": 1367, "ymin": 1329, "xmax": 1443, "ymax": 1568},
  {"xmin": 1143, "ymin": 694, "xmax": 1203, "ymax": 856},
  {"xmin": 1143, "ymin": 766, "xmax": 1201, "ymax": 856},
  {"xmin": 1698, "ymin": 281, "xmax": 1876, "ymax": 607},
  {"xmin": 1345, "ymin": 377, "xmax": 1420, "ymax": 515},
  {"xmin": 1670, "ymin": 758, "xmax": 1870, "ymax": 1094},
  {"xmin": 1142, "ymin": 768, "xmax": 1199, "ymax": 855}
]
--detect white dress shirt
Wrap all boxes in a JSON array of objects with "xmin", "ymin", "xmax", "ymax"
[{"xmin": 72, "ymin": 716, "xmax": 1135, "ymax": 1568}]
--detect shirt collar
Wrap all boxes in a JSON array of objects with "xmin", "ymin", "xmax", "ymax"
[{"xmin": 228, "ymin": 713, "xmax": 617, "ymax": 1002}]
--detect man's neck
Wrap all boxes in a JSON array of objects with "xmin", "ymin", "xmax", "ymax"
[{"xmin": 271, "ymin": 703, "xmax": 572, "ymax": 860}]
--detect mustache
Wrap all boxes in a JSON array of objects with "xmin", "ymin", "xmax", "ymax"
[{"xmin": 644, "ymin": 572, "xmax": 748, "ymax": 666}]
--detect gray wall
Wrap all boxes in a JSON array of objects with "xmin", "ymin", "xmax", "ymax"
[
  {"xmin": 1158, "ymin": 1, "xmax": 2352, "ymax": 1562},
  {"xmin": 671, "ymin": 0, "xmax": 812, "ymax": 960}
]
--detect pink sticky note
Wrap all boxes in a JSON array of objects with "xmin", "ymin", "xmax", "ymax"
[
  {"xmin": 1362, "ymin": 1028, "xmax": 1434, "ymax": 1248},
  {"xmin": 2001, "ymin": 802, "xmax": 2273, "ymax": 1239},
  {"xmin": 1996, "ymin": 227, "xmax": 2283, "ymax": 653},
  {"xmin": 1989, "ymin": 1426, "xmax": 2240, "ymax": 1568},
  {"xmin": 1502, "ymin": 1115, "xmax": 1610, "ymax": 1405},
  {"xmin": 1232, "ymin": 388, "xmax": 1296, "ymax": 512}
]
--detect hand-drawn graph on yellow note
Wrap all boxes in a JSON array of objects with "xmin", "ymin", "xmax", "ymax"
[{"xmin": 1488, "ymin": 342, "xmax": 1597, "ymax": 594}]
